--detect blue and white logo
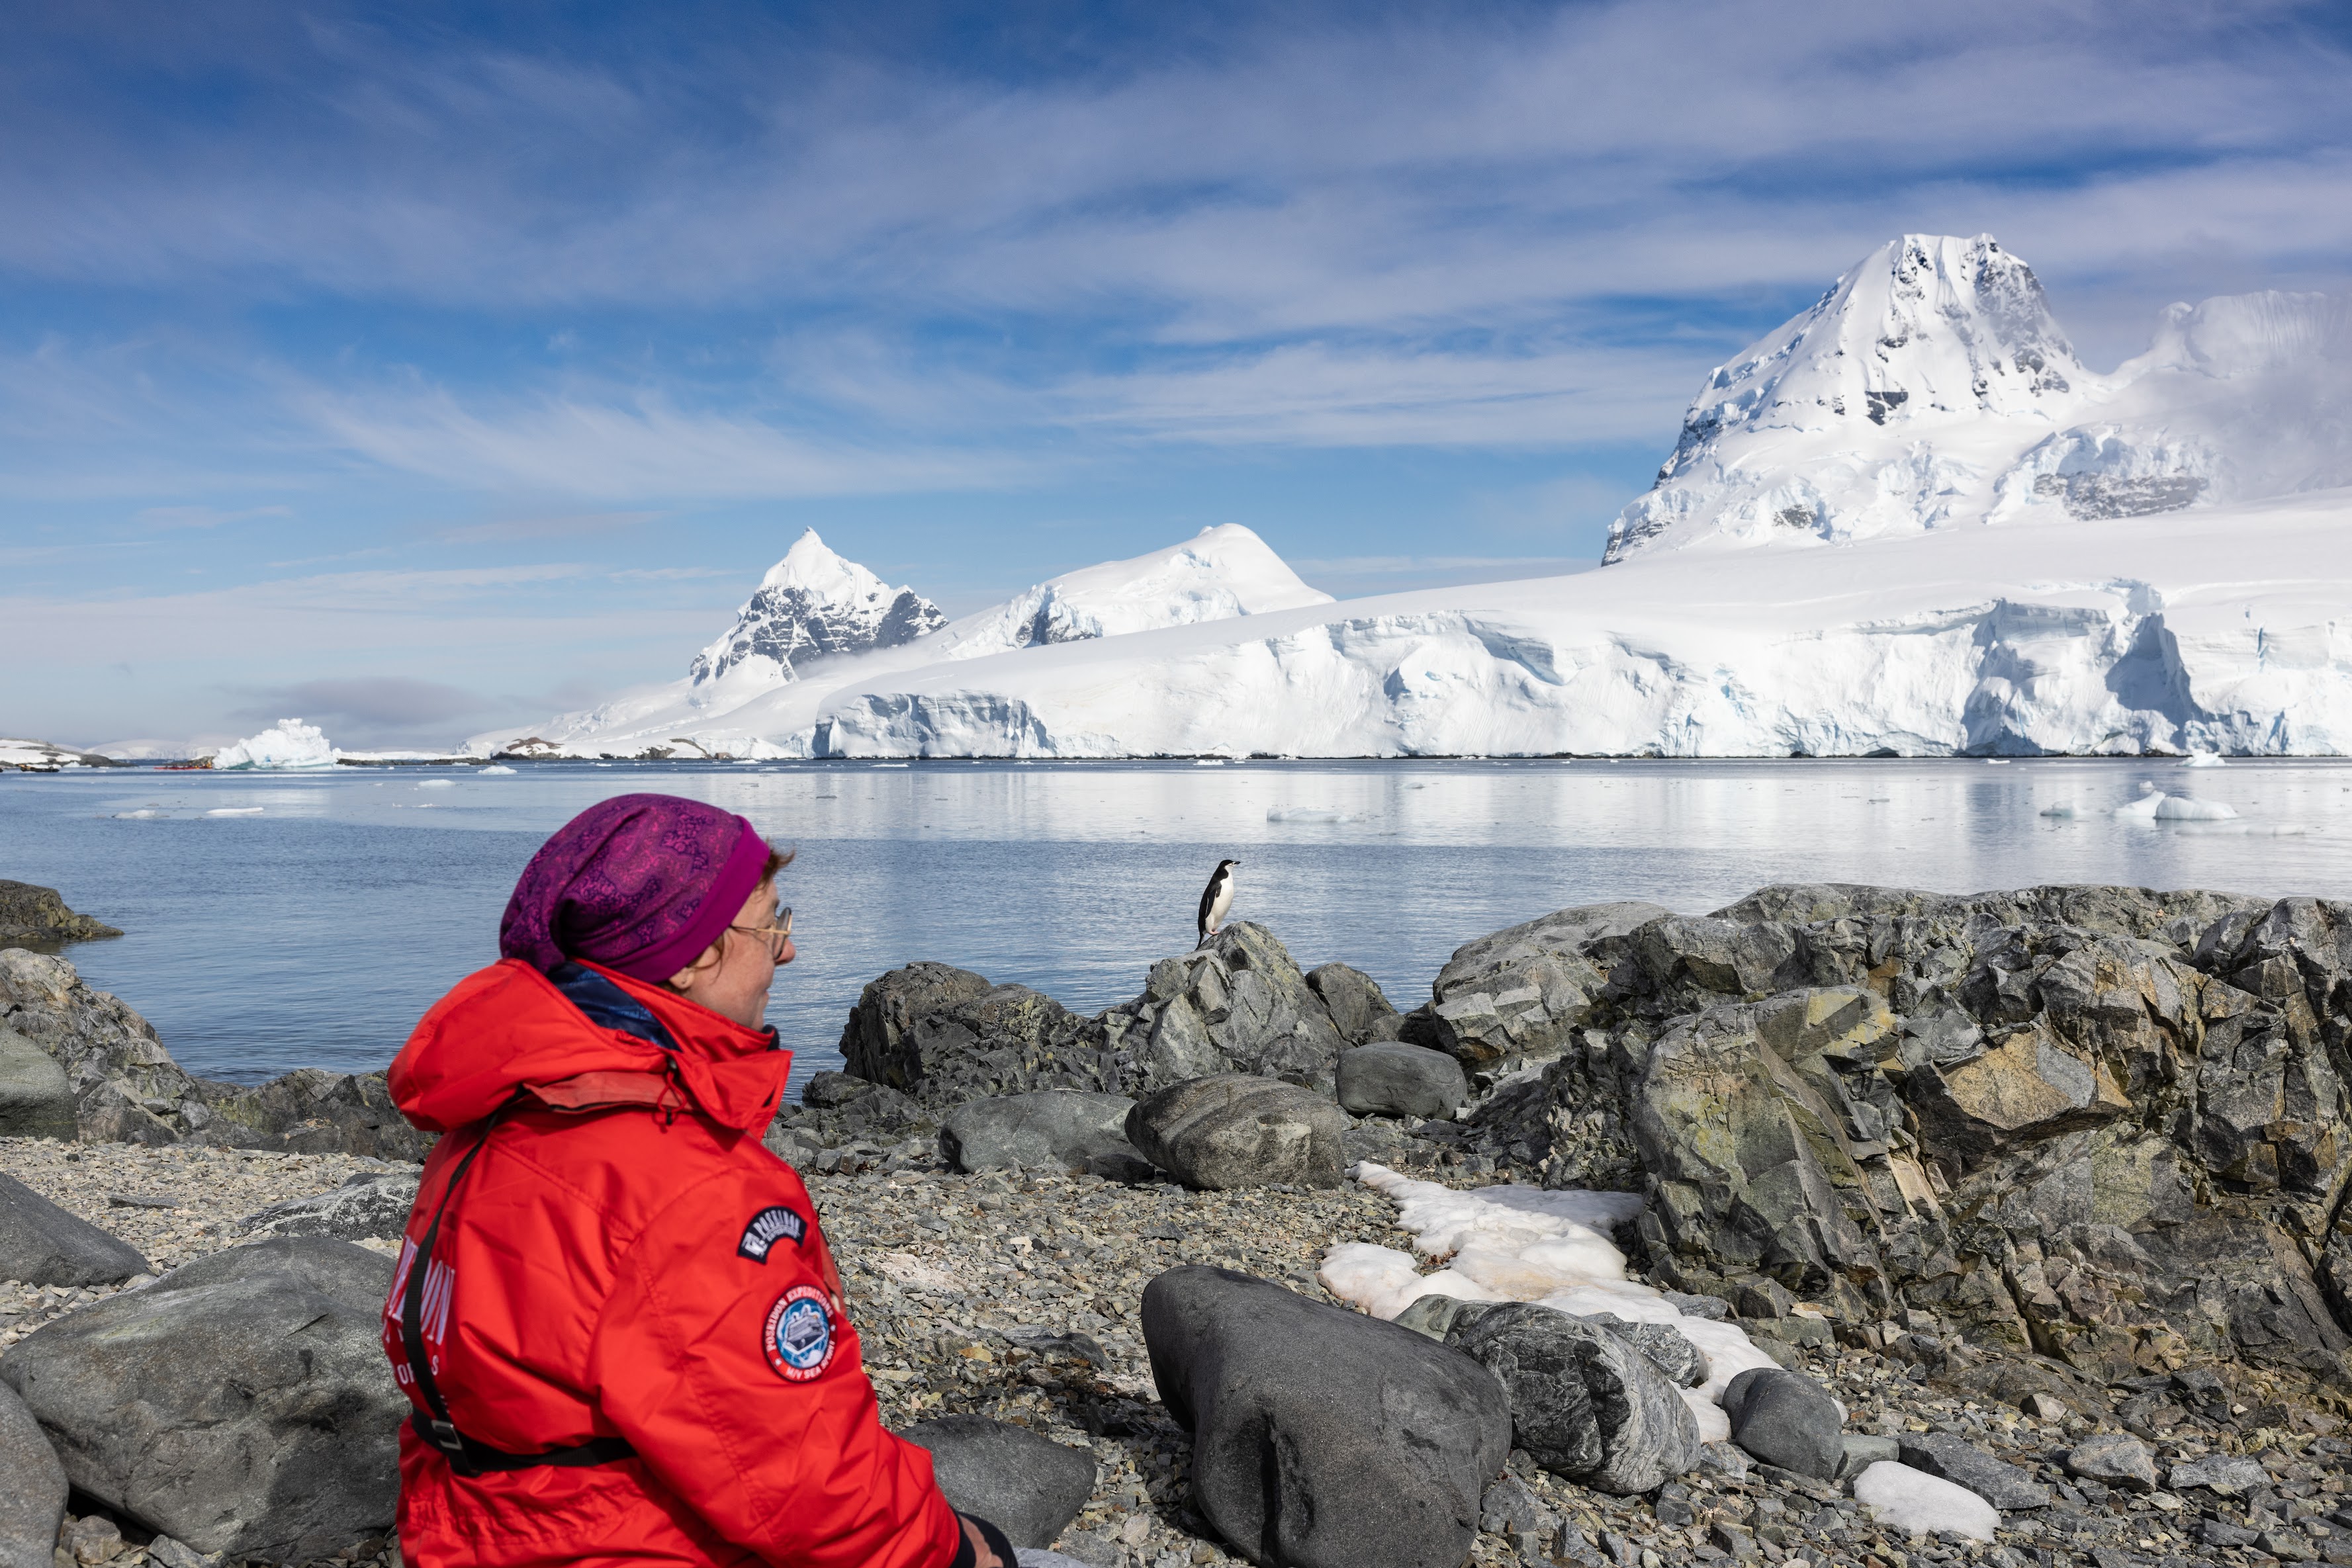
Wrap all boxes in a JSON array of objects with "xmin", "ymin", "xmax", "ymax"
[{"xmin": 763, "ymin": 1285, "xmax": 836, "ymax": 1382}]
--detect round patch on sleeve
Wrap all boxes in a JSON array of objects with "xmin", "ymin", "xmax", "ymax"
[{"xmin": 762, "ymin": 1284, "xmax": 837, "ymax": 1382}]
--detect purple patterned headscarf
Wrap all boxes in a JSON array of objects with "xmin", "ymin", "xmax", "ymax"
[{"xmin": 500, "ymin": 794, "xmax": 772, "ymax": 982}]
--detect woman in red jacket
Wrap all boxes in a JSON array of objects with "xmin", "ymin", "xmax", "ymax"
[{"xmin": 382, "ymin": 793, "xmax": 1010, "ymax": 1568}]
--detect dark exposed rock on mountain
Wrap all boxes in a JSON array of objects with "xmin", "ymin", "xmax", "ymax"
[{"xmin": 688, "ymin": 529, "xmax": 945, "ymax": 685}]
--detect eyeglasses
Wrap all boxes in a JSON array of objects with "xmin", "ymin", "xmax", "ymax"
[{"xmin": 729, "ymin": 905, "xmax": 793, "ymax": 958}]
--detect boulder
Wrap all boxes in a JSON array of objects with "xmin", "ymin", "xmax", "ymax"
[
  {"xmin": 240, "ymin": 1170, "xmax": 420, "ymax": 1241},
  {"xmin": 2167, "ymin": 1453, "xmax": 2269, "ymax": 1495},
  {"xmin": 0, "ymin": 1025, "xmax": 75, "ymax": 1140},
  {"xmin": 0, "ymin": 949, "xmax": 430, "ymax": 1156},
  {"xmin": 1304, "ymin": 964, "xmax": 1402, "ymax": 1045},
  {"xmin": 1142, "ymin": 1266, "xmax": 1509, "ymax": 1568},
  {"xmin": 0, "ymin": 1172, "xmax": 148, "ymax": 1285},
  {"xmin": 1578, "ymin": 1313, "xmax": 1709, "ymax": 1388},
  {"xmin": 1895, "ymin": 1432, "xmax": 2050, "ymax": 1510},
  {"xmin": 0, "ymin": 1378, "xmax": 65, "ymax": 1568},
  {"xmin": 839, "ymin": 963, "xmax": 1115, "ymax": 1107},
  {"xmin": 1101, "ymin": 925, "xmax": 1349, "ymax": 1095},
  {"xmin": 1447, "ymin": 1303, "xmax": 1702, "ymax": 1495},
  {"xmin": 2065, "ymin": 1432, "xmax": 2157, "ymax": 1493},
  {"xmin": 940, "ymin": 1092, "xmax": 1152, "ymax": 1182},
  {"xmin": 1424, "ymin": 902, "xmax": 1669, "ymax": 1078},
  {"xmin": 899, "ymin": 1415, "xmax": 1096, "ymax": 1549},
  {"xmin": 1838, "ymin": 1434, "xmax": 1900, "ymax": 1480},
  {"xmin": 1125, "ymin": 1076, "xmax": 1346, "ymax": 1190},
  {"xmin": 1719, "ymin": 1367, "xmax": 1843, "ymax": 1481},
  {"xmin": 0, "ymin": 881, "xmax": 120, "ymax": 947},
  {"xmin": 0, "ymin": 1237, "xmax": 403, "ymax": 1562},
  {"xmin": 1335, "ymin": 1042, "xmax": 1467, "ymax": 1119}
]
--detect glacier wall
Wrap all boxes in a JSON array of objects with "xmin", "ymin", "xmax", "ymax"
[{"xmin": 805, "ymin": 493, "xmax": 2352, "ymax": 759}]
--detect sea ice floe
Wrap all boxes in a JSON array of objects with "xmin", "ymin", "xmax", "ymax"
[
  {"xmin": 1321, "ymin": 1163, "xmax": 1781, "ymax": 1443},
  {"xmin": 205, "ymin": 806, "xmax": 265, "ymax": 817},
  {"xmin": 1852, "ymin": 1459, "xmax": 2001, "ymax": 1541},
  {"xmin": 2181, "ymin": 752, "xmax": 2228, "ymax": 767},
  {"xmin": 1265, "ymin": 806, "xmax": 1361, "ymax": 823},
  {"xmin": 416, "ymin": 779, "xmax": 455, "ymax": 789},
  {"xmin": 113, "ymin": 808, "xmax": 165, "ymax": 819},
  {"xmin": 2114, "ymin": 790, "xmax": 2238, "ymax": 822},
  {"xmin": 478, "ymin": 764, "xmax": 517, "ymax": 775}
]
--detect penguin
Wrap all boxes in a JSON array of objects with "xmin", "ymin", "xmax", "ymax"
[{"xmin": 1196, "ymin": 859, "xmax": 1239, "ymax": 947}]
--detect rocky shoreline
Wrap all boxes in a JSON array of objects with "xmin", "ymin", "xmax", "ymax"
[{"xmin": 6, "ymin": 881, "xmax": 2352, "ymax": 1568}]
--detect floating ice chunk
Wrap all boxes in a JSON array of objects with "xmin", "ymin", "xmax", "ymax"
[
  {"xmin": 874, "ymin": 762, "xmax": 910, "ymax": 769},
  {"xmin": 113, "ymin": 808, "xmax": 164, "ymax": 819},
  {"xmin": 417, "ymin": 778, "xmax": 456, "ymax": 789},
  {"xmin": 213, "ymin": 717, "xmax": 338, "ymax": 769},
  {"xmin": 1194, "ymin": 758, "xmax": 1227, "ymax": 766},
  {"xmin": 1852, "ymin": 1460, "xmax": 2001, "ymax": 1542},
  {"xmin": 205, "ymin": 806, "xmax": 265, "ymax": 816},
  {"xmin": 2153, "ymin": 793, "xmax": 2236, "ymax": 820},
  {"xmin": 2181, "ymin": 752, "xmax": 2227, "ymax": 767},
  {"xmin": 478, "ymin": 764, "xmax": 517, "ymax": 775},
  {"xmin": 1266, "ymin": 806, "xmax": 1361, "ymax": 823}
]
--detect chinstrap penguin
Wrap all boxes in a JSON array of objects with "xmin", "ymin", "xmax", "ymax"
[{"xmin": 1196, "ymin": 859, "xmax": 1239, "ymax": 948}]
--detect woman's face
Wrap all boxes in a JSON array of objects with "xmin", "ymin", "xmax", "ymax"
[{"xmin": 668, "ymin": 879, "xmax": 793, "ymax": 1029}]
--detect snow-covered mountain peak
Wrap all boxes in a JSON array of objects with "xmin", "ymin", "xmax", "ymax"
[
  {"xmin": 689, "ymin": 529, "xmax": 944, "ymax": 685},
  {"xmin": 930, "ymin": 523, "xmax": 1335, "ymax": 660},
  {"xmin": 1604, "ymin": 236, "xmax": 2352, "ymax": 565}
]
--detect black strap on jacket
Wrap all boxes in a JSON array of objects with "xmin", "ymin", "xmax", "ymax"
[{"xmin": 398, "ymin": 1100, "xmax": 638, "ymax": 1477}]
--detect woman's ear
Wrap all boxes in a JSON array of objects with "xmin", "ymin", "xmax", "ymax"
[{"xmin": 667, "ymin": 939, "xmax": 725, "ymax": 991}]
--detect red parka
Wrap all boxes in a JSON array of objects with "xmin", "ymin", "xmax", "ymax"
[{"xmin": 381, "ymin": 957, "xmax": 964, "ymax": 1568}]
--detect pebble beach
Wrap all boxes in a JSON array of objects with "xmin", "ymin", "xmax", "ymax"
[{"xmin": 9, "ymin": 1132, "xmax": 2333, "ymax": 1568}]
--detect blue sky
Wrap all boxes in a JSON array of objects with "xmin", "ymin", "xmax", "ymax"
[{"xmin": 7, "ymin": 0, "xmax": 2351, "ymax": 749}]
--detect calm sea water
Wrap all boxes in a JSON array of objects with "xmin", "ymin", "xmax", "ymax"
[{"xmin": 5, "ymin": 757, "xmax": 2350, "ymax": 1091}]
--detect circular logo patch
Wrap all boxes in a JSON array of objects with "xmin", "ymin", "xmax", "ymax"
[{"xmin": 763, "ymin": 1285, "xmax": 837, "ymax": 1383}]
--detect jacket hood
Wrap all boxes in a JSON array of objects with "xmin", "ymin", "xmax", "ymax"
[{"xmin": 391, "ymin": 958, "xmax": 791, "ymax": 1135}]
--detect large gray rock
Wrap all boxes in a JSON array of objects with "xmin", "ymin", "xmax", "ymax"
[
  {"xmin": 901, "ymin": 1415, "xmax": 1096, "ymax": 1549},
  {"xmin": 0, "ymin": 1237, "xmax": 403, "ymax": 1562},
  {"xmin": 2065, "ymin": 1432, "xmax": 2157, "ymax": 1493},
  {"xmin": 0, "ymin": 881, "xmax": 120, "ymax": 947},
  {"xmin": 1126, "ymin": 1076, "xmax": 1346, "ymax": 1190},
  {"xmin": 0, "ymin": 1171, "xmax": 148, "ymax": 1285},
  {"xmin": 940, "ymin": 1092, "xmax": 1151, "ymax": 1182},
  {"xmin": 240, "ymin": 1170, "xmax": 420, "ymax": 1241},
  {"xmin": 1335, "ymin": 1042, "xmax": 1467, "ymax": 1119},
  {"xmin": 1424, "ymin": 902, "xmax": 1670, "ymax": 1078},
  {"xmin": 1719, "ymin": 1367, "xmax": 1843, "ymax": 1481},
  {"xmin": 1578, "ymin": 1313, "xmax": 1709, "ymax": 1388},
  {"xmin": 1143, "ymin": 1266, "xmax": 1509, "ymax": 1568},
  {"xmin": 1447, "ymin": 1303, "xmax": 1702, "ymax": 1495},
  {"xmin": 1101, "ymin": 925, "xmax": 1351, "ymax": 1096},
  {"xmin": 839, "ymin": 962, "xmax": 1116, "ymax": 1108},
  {"xmin": 1896, "ymin": 1432, "xmax": 2050, "ymax": 1510},
  {"xmin": 0, "ymin": 949, "xmax": 429, "ymax": 1157},
  {"xmin": 0, "ymin": 1025, "xmax": 75, "ymax": 1140},
  {"xmin": 1304, "ymin": 964, "xmax": 1402, "ymax": 1045},
  {"xmin": 0, "ymin": 1379, "xmax": 65, "ymax": 1568}
]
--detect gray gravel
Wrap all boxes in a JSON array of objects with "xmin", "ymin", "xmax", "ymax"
[{"xmin": 4, "ymin": 1133, "xmax": 2344, "ymax": 1568}]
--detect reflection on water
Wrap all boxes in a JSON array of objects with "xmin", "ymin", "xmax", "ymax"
[{"xmin": 5, "ymin": 757, "xmax": 2347, "ymax": 1088}]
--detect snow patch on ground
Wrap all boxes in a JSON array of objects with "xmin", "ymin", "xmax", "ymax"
[
  {"xmin": 1321, "ymin": 1163, "xmax": 1780, "ymax": 1440},
  {"xmin": 1852, "ymin": 1460, "xmax": 2001, "ymax": 1541},
  {"xmin": 213, "ymin": 719, "xmax": 338, "ymax": 769}
]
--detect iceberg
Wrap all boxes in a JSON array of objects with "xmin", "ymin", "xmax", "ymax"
[{"xmin": 212, "ymin": 718, "xmax": 338, "ymax": 770}]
